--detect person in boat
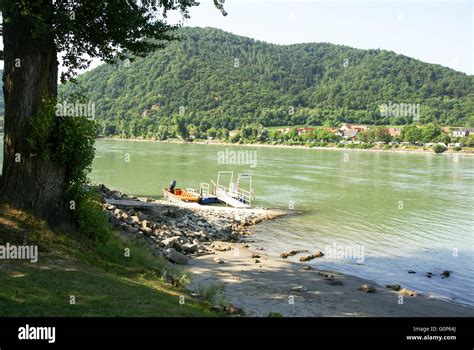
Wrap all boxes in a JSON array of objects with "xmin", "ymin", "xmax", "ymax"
[{"xmin": 169, "ymin": 180, "xmax": 176, "ymax": 194}]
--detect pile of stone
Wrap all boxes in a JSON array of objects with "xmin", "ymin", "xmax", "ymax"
[{"xmin": 98, "ymin": 185, "xmax": 282, "ymax": 265}]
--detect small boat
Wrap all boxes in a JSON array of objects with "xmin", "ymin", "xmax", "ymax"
[{"xmin": 162, "ymin": 188, "xmax": 200, "ymax": 203}]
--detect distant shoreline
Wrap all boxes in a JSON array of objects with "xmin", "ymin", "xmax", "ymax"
[{"xmin": 99, "ymin": 136, "xmax": 474, "ymax": 156}]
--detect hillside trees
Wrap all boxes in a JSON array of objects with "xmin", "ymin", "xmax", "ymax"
[{"xmin": 59, "ymin": 27, "xmax": 474, "ymax": 138}]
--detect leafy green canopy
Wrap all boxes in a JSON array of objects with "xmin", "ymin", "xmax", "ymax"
[{"xmin": 1, "ymin": 0, "xmax": 227, "ymax": 81}]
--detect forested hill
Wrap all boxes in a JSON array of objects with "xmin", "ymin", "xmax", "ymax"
[{"xmin": 61, "ymin": 27, "xmax": 474, "ymax": 136}]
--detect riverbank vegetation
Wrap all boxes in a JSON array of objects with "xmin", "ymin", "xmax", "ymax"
[
  {"xmin": 103, "ymin": 121, "xmax": 474, "ymax": 154},
  {"xmin": 0, "ymin": 203, "xmax": 217, "ymax": 317}
]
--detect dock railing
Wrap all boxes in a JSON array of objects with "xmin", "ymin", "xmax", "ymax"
[{"xmin": 200, "ymin": 182, "xmax": 210, "ymax": 196}]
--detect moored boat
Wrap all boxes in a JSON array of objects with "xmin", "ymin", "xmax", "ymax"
[{"xmin": 162, "ymin": 188, "xmax": 200, "ymax": 203}]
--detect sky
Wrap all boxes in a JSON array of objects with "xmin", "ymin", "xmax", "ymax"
[{"xmin": 0, "ymin": 0, "xmax": 472, "ymax": 75}]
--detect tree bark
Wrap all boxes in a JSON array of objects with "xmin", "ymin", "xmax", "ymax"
[{"xmin": 0, "ymin": 5, "xmax": 73, "ymax": 230}]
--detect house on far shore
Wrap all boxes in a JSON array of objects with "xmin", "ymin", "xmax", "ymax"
[
  {"xmin": 339, "ymin": 123, "xmax": 368, "ymax": 133},
  {"xmin": 452, "ymin": 129, "xmax": 472, "ymax": 138},
  {"xmin": 336, "ymin": 128, "xmax": 359, "ymax": 140},
  {"xmin": 388, "ymin": 127, "xmax": 401, "ymax": 137},
  {"xmin": 336, "ymin": 123, "xmax": 367, "ymax": 140},
  {"xmin": 296, "ymin": 127, "xmax": 317, "ymax": 135}
]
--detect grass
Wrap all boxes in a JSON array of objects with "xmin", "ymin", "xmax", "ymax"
[{"xmin": 0, "ymin": 204, "xmax": 219, "ymax": 317}]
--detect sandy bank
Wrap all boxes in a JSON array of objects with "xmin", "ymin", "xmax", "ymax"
[{"xmin": 187, "ymin": 240, "xmax": 474, "ymax": 317}]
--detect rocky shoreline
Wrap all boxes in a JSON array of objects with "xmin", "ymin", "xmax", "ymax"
[{"xmin": 98, "ymin": 185, "xmax": 287, "ymax": 265}]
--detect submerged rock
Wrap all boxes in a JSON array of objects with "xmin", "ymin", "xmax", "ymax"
[
  {"xmin": 441, "ymin": 271, "xmax": 451, "ymax": 278},
  {"xmin": 299, "ymin": 250, "xmax": 324, "ymax": 262},
  {"xmin": 358, "ymin": 284, "xmax": 376, "ymax": 293},
  {"xmin": 386, "ymin": 284, "xmax": 401, "ymax": 291},
  {"xmin": 280, "ymin": 250, "xmax": 301, "ymax": 259}
]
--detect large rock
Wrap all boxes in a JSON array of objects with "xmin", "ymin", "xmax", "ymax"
[
  {"xmin": 137, "ymin": 211, "xmax": 147, "ymax": 221},
  {"xmin": 141, "ymin": 227, "xmax": 153, "ymax": 235},
  {"xmin": 181, "ymin": 243, "xmax": 198, "ymax": 253},
  {"xmin": 125, "ymin": 225, "xmax": 139, "ymax": 234},
  {"xmin": 166, "ymin": 249, "xmax": 189, "ymax": 265},
  {"xmin": 162, "ymin": 236, "xmax": 180, "ymax": 248},
  {"xmin": 313, "ymin": 250, "xmax": 325, "ymax": 257}
]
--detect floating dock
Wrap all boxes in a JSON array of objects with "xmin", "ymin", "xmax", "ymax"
[{"xmin": 215, "ymin": 187, "xmax": 251, "ymax": 209}]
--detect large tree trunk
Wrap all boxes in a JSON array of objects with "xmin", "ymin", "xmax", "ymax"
[{"xmin": 0, "ymin": 5, "xmax": 73, "ymax": 229}]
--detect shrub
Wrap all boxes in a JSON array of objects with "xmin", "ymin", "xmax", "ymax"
[
  {"xmin": 453, "ymin": 146, "xmax": 462, "ymax": 151},
  {"xmin": 433, "ymin": 144, "xmax": 447, "ymax": 153},
  {"xmin": 28, "ymin": 95, "xmax": 105, "ymax": 240},
  {"xmin": 74, "ymin": 189, "xmax": 112, "ymax": 243}
]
